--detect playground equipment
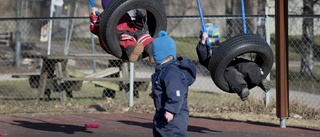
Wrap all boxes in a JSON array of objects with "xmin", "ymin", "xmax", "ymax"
[
  {"xmin": 97, "ymin": 0, "xmax": 167, "ymax": 60},
  {"xmin": 196, "ymin": 0, "xmax": 274, "ymax": 93}
]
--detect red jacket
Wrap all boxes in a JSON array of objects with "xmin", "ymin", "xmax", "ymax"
[{"xmin": 90, "ymin": 12, "xmax": 147, "ymax": 50}]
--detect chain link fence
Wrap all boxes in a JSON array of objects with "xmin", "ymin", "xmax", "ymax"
[{"xmin": 0, "ymin": 15, "xmax": 319, "ymax": 117}]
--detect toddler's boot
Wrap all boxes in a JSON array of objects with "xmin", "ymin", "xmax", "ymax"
[
  {"xmin": 126, "ymin": 45, "xmax": 144, "ymax": 62},
  {"xmin": 144, "ymin": 43, "xmax": 154, "ymax": 63},
  {"xmin": 239, "ymin": 88, "xmax": 250, "ymax": 101},
  {"xmin": 259, "ymin": 79, "xmax": 271, "ymax": 92}
]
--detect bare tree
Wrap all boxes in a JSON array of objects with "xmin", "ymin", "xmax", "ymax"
[
  {"xmin": 257, "ymin": 0, "xmax": 266, "ymax": 38},
  {"xmin": 225, "ymin": 0, "xmax": 233, "ymax": 38},
  {"xmin": 40, "ymin": 0, "xmax": 51, "ymax": 17},
  {"xmin": 300, "ymin": 0, "xmax": 317, "ymax": 79}
]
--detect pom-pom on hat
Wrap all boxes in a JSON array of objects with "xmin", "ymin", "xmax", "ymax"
[
  {"xmin": 152, "ymin": 31, "xmax": 177, "ymax": 64},
  {"xmin": 200, "ymin": 23, "xmax": 220, "ymax": 44},
  {"xmin": 102, "ymin": 0, "xmax": 112, "ymax": 9}
]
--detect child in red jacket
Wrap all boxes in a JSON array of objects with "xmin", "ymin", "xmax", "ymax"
[{"xmin": 89, "ymin": 0, "xmax": 154, "ymax": 62}]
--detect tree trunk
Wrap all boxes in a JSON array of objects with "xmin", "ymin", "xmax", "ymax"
[
  {"xmin": 225, "ymin": 0, "xmax": 233, "ymax": 38},
  {"xmin": 300, "ymin": 0, "xmax": 315, "ymax": 79},
  {"xmin": 40, "ymin": 0, "xmax": 51, "ymax": 17},
  {"xmin": 257, "ymin": 0, "xmax": 266, "ymax": 38}
]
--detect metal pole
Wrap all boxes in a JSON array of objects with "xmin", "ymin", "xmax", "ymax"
[
  {"xmin": 88, "ymin": 2, "xmax": 96, "ymax": 72},
  {"xmin": 20, "ymin": 0, "xmax": 24, "ymax": 17},
  {"xmin": 66, "ymin": 0, "xmax": 78, "ymax": 53},
  {"xmin": 48, "ymin": 0, "xmax": 54, "ymax": 55},
  {"xmin": 15, "ymin": 0, "xmax": 21, "ymax": 68},
  {"xmin": 25, "ymin": 0, "xmax": 28, "ymax": 17},
  {"xmin": 280, "ymin": 118, "xmax": 287, "ymax": 128},
  {"xmin": 265, "ymin": 15, "xmax": 271, "ymax": 108},
  {"xmin": 129, "ymin": 62, "xmax": 134, "ymax": 107},
  {"xmin": 275, "ymin": 0, "xmax": 289, "ymax": 128},
  {"xmin": 64, "ymin": 2, "xmax": 71, "ymax": 55}
]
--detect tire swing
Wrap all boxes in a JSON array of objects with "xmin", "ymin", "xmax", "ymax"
[
  {"xmin": 197, "ymin": 0, "xmax": 274, "ymax": 93},
  {"xmin": 99, "ymin": 0, "xmax": 167, "ymax": 60},
  {"xmin": 208, "ymin": 34, "xmax": 274, "ymax": 93}
]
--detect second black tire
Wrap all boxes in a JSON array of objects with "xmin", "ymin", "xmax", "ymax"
[{"xmin": 208, "ymin": 34, "xmax": 274, "ymax": 93}]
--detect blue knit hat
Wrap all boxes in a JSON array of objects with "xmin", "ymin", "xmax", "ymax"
[{"xmin": 152, "ymin": 31, "xmax": 177, "ymax": 64}]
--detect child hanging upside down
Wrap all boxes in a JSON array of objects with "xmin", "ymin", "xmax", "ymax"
[
  {"xmin": 89, "ymin": 0, "xmax": 154, "ymax": 62},
  {"xmin": 196, "ymin": 23, "xmax": 271, "ymax": 101}
]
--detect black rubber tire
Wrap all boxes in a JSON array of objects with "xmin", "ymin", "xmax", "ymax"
[
  {"xmin": 208, "ymin": 34, "xmax": 274, "ymax": 93},
  {"xmin": 99, "ymin": 0, "xmax": 167, "ymax": 60}
]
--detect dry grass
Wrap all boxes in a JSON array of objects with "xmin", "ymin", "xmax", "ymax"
[{"xmin": 190, "ymin": 112, "xmax": 320, "ymax": 130}]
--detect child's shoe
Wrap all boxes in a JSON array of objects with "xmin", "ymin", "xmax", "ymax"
[
  {"xmin": 239, "ymin": 88, "xmax": 250, "ymax": 101},
  {"xmin": 259, "ymin": 79, "xmax": 271, "ymax": 92},
  {"xmin": 144, "ymin": 44, "xmax": 154, "ymax": 63},
  {"xmin": 126, "ymin": 44, "xmax": 144, "ymax": 62}
]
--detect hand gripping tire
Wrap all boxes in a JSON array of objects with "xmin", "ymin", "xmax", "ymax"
[
  {"xmin": 208, "ymin": 34, "xmax": 274, "ymax": 93},
  {"xmin": 99, "ymin": 0, "xmax": 167, "ymax": 60}
]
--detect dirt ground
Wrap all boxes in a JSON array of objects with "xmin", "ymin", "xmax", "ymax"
[{"xmin": 0, "ymin": 112, "xmax": 319, "ymax": 137}]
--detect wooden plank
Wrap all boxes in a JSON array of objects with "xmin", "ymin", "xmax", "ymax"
[
  {"xmin": 46, "ymin": 54, "xmax": 121, "ymax": 60},
  {"xmin": 56, "ymin": 62, "xmax": 64, "ymax": 82},
  {"xmin": 12, "ymin": 73, "xmax": 41, "ymax": 78},
  {"xmin": 65, "ymin": 67, "xmax": 120, "ymax": 79},
  {"xmin": 67, "ymin": 69, "xmax": 86, "ymax": 78},
  {"xmin": 36, "ymin": 72, "xmax": 48, "ymax": 104},
  {"xmin": 91, "ymin": 81, "xmax": 120, "ymax": 91},
  {"xmin": 19, "ymin": 53, "xmax": 149, "ymax": 61},
  {"xmin": 84, "ymin": 67, "xmax": 120, "ymax": 78},
  {"xmin": 0, "ymin": 32, "xmax": 12, "ymax": 46},
  {"xmin": 121, "ymin": 62, "xmax": 130, "ymax": 78},
  {"xmin": 0, "ymin": 32, "xmax": 11, "ymax": 35},
  {"xmin": 133, "ymin": 81, "xmax": 151, "ymax": 91}
]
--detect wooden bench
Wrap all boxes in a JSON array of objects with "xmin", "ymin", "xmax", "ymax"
[
  {"xmin": 12, "ymin": 73, "xmax": 41, "ymax": 89},
  {"xmin": 0, "ymin": 31, "xmax": 12, "ymax": 46},
  {"xmin": 12, "ymin": 54, "xmax": 151, "ymax": 102}
]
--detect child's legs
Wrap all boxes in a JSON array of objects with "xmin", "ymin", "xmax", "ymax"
[
  {"xmin": 225, "ymin": 66, "xmax": 247, "ymax": 94},
  {"xmin": 117, "ymin": 30, "xmax": 144, "ymax": 62},
  {"xmin": 134, "ymin": 30, "xmax": 152, "ymax": 50},
  {"xmin": 117, "ymin": 30, "xmax": 136, "ymax": 49},
  {"xmin": 235, "ymin": 62, "xmax": 264, "ymax": 85},
  {"xmin": 153, "ymin": 126, "xmax": 162, "ymax": 137}
]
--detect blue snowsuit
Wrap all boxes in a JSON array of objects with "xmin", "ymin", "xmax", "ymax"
[{"xmin": 151, "ymin": 57, "xmax": 196, "ymax": 137}]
